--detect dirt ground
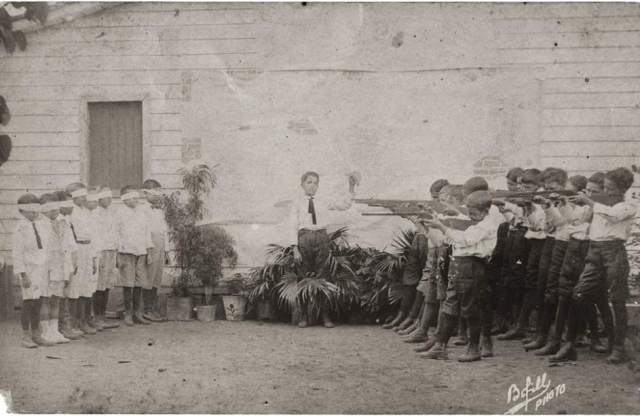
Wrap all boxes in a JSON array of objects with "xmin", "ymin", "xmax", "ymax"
[{"xmin": 0, "ymin": 319, "xmax": 639, "ymax": 414}]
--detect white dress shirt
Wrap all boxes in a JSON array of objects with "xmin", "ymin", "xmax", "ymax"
[
  {"xmin": 96, "ymin": 206, "xmax": 119, "ymax": 251},
  {"xmin": 12, "ymin": 217, "xmax": 47, "ymax": 275},
  {"xmin": 287, "ymin": 190, "xmax": 353, "ymax": 244},
  {"xmin": 117, "ymin": 205, "xmax": 154, "ymax": 256},
  {"xmin": 589, "ymin": 201, "xmax": 637, "ymax": 241},
  {"xmin": 445, "ymin": 213, "xmax": 499, "ymax": 258}
]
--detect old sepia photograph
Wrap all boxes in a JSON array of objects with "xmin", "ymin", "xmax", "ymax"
[{"xmin": 0, "ymin": 1, "xmax": 639, "ymax": 414}]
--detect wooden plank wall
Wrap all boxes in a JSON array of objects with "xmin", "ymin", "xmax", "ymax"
[
  {"xmin": 493, "ymin": 3, "xmax": 640, "ymax": 187},
  {"xmin": 0, "ymin": 2, "xmax": 260, "ymax": 261}
]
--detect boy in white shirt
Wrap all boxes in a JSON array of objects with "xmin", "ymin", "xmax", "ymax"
[
  {"xmin": 56, "ymin": 191, "xmax": 82, "ymax": 339},
  {"xmin": 94, "ymin": 187, "xmax": 120, "ymax": 329},
  {"xmin": 66, "ymin": 183, "xmax": 99, "ymax": 335},
  {"xmin": 117, "ymin": 186, "xmax": 154, "ymax": 326},
  {"xmin": 141, "ymin": 179, "xmax": 169, "ymax": 322},
  {"xmin": 553, "ymin": 167, "xmax": 636, "ymax": 364},
  {"xmin": 420, "ymin": 190, "xmax": 500, "ymax": 362},
  {"xmin": 12, "ymin": 194, "xmax": 52, "ymax": 347},
  {"xmin": 289, "ymin": 171, "xmax": 357, "ymax": 328},
  {"xmin": 38, "ymin": 193, "xmax": 71, "ymax": 344}
]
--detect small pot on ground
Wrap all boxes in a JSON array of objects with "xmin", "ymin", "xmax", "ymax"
[
  {"xmin": 222, "ymin": 295, "xmax": 247, "ymax": 321},
  {"xmin": 196, "ymin": 305, "xmax": 216, "ymax": 322}
]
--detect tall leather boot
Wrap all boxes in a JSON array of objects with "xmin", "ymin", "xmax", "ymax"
[
  {"xmin": 459, "ymin": 316, "xmax": 482, "ymax": 362},
  {"xmin": 405, "ymin": 302, "xmax": 434, "ymax": 343},
  {"xmin": 607, "ymin": 301, "xmax": 628, "ymax": 364},
  {"xmin": 382, "ymin": 310, "xmax": 404, "ymax": 329},
  {"xmin": 536, "ymin": 299, "xmax": 567, "ymax": 356},
  {"xmin": 549, "ymin": 301, "xmax": 581, "ymax": 363},
  {"xmin": 415, "ymin": 308, "xmax": 444, "ymax": 352},
  {"xmin": 498, "ymin": 289, "xmax": 533, "ymax": 340},
  {"xmin": 133, "ymin": 287, "xmax": 151, "ymax": 325},
  {"xmin": 585, "ymin": 303, "xmax": 606, "ymax": 353},
  {"xmin": 453, "ymin": 316, "xmax": 468, "ymax": 346},
  {"xmin": 419, "ymin": 312, "xmax": 455, "ymax": 360},
  {"xmin": 524, "ymin": 301, "xmax": 555, "ymax": 351}
]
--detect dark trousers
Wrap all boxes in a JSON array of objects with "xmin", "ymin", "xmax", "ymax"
[
  {"xmin": 516, "ymin": 238, "xmax": 545, "ymax": 330},
  {"xmin": 298, "ymin": 229, "xmax": 330, "ymax": 278},
  {"xmin": 21, "ymin": 299, "xmax": 41, "ymax": 331},
  {"xmin": 499, "ymin": 227, "xmax": 529, "ymax": 325}
]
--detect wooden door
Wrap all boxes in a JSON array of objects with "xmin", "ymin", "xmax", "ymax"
[{"xmin": 88, "ymin": 101, "xmax": 143, "ymax": 192}]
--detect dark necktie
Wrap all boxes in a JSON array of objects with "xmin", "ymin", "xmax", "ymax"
[
  {"xmin": 32, "ymin": 222, "xmax": 42, "ymax": 249},
  {"xmin": 308, "ymin": 197, "xmax": 317, "ymax": 225},
  {"xmin": 70, "ymin": 222, "xmax": 79, "ymax": 243}
]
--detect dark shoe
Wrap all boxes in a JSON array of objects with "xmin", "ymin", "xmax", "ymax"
[
  {"xmin": 481, "ymin": 337, "xmax": 493, "ymax": 358},
  {"xmin": 453, "ymin": 334, "xmax": 468, "ymax": 346},
  {"xmin": 124, "ymin": 313, "xmax": 134, "ymax": 327},
  {"xmin": 399, "ymin": 322, "xmax": 419, "ymax": 336},
  {"xmin": 458, "ymin": 345, "xmax": 481, "ymax": 362},
  {"xmin": 403, "ymin": 330, "xmax": 428, "ymax": 344},
  {"xmin": 535, "ymin": 340, "xmax": 561, "ymax": 356},
  {"xmin": 394, "ymin": 318, "xmax": 414, "ymax": 332},
  {"xmin": 523, "ymin": 335, "xmax": 547, "ymax": 352},
  {"xmin": 491, "ymin": 318, "xmax": 509, "ymax": 336},
  {"xmin": 418, "ymin": 343, "xmax": 448, "ymax": 360},
  {"xmin": 549, "ymin": 343, "xmax": 577, "ymax": 363},
  {"xmin": 79, "ymin": 322, "xmax": 97, "ymax": 335},
  {"xmin": 606, "ymin": 347, "xmax": 627, "ymax": 365},
  {"xmin": 498, "ymin": 328, "xmax": 526, "ymax": 341},
  {"xmin": 133, "ymin": 314, "xmax": 151, "ymax": 325},
  {"xmin": 297, "ymin": 320, "xmax": 308, "ymax": 328},
  {"xmin": 415, "ymin": 338, "xmax": 436, "ymax": 353},
  {"xmin": 102, "ymin": 319, "xmax": 121, "ymax": 329},
  {"xmin": 590, "ymin": 337, "xmax": 608, "ymax": 354},
  {"xmin": 575, "ymin": 334, "xmax": 589, "ymax": 348},
  {"xmin": 144, "ymin": 312, "xmax": 163, "ymax": 323},
  {"xmin": 60, "ymin": 326, "xmax": 82, "ymax": 340},
  {"xmin": 382, "ymin": 312, "xmax": 404, "ymax": 329}
]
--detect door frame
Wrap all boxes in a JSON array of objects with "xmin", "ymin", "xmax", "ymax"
[{"xmin": 79, "ymin": 93, "xmax": 152, "ymax": 191}]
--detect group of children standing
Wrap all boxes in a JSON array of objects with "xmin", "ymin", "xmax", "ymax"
[
  {"xmin": 383, "ymin": 166, "xmax": 636, "ymax": 365},
  {"xmin": 12, "ymin": 180, "xmax": 168, "ymax": 348}
]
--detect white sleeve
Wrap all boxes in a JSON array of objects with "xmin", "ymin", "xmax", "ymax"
[{"xmin": 592, "ymin": 202, "xmax": 637, "ymax": 223}]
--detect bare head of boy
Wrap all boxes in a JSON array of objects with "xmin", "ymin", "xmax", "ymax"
[
  {"xmin": 300, "ymin": 171, "xmax": 319, "ymax": 197},
  {"xmin": 586, "ymin": 172, "xmax": 605, "ymax": 197},
  {"xmin": 142, "ymin": 179, "xmax": 163, "ymax": 208},
  {"xmin": 506, "ymin": 167, "xmax": 524, "ymax": 192},
  {"xmin": 604, "ymin": 167, "xmax": 634, "ymax": 203}
]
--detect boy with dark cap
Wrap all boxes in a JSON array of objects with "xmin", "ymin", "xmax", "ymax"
[
  {"xmin": 552, "ymin": 167, "xmax": 636, "ymax": 364},
  {"xmin": 420, "ymin": 190, "xmax": 500, "ymax": 362}
]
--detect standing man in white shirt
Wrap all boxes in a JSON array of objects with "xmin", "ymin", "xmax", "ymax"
[{"xmin": 290, "ymin": 171, "xmax": 359, "ymax": 328}]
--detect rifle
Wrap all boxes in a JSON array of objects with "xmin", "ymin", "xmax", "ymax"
[{"xmin": 354, "ymin": 198, "xmax": 448, "ymax": 212}]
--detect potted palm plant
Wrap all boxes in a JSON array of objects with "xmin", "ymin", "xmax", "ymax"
[{"xmin": 164, "ymin": 163, "xmax": 238, "ymax": 322}]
